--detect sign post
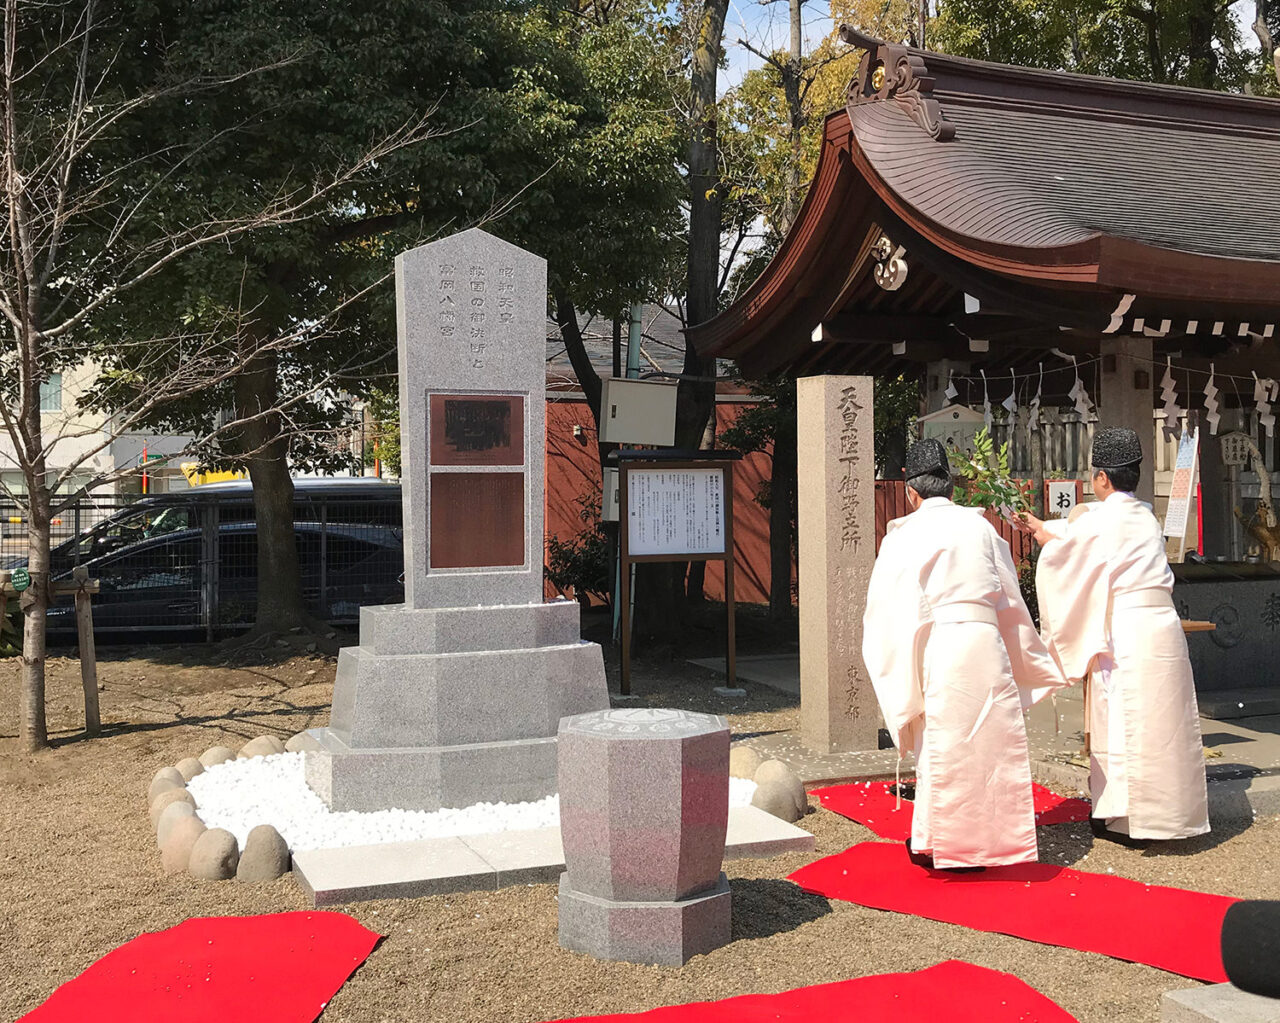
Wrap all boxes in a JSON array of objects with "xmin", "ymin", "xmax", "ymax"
[
  {"xmin": 618, "ymin": 452, "xmax": 739, "ymax": 695},
  {"xmin": 1164, "ymin": 423, "xmax": 1201, "ymax": 561}
]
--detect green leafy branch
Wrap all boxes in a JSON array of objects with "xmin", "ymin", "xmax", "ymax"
[{"xmin": 948, "ymin": 427, "xmax": 1030, "ymax": 516}]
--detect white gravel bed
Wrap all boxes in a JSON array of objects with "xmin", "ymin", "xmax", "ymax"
[{"xmin": 187, "ymin": 752, "xmax": 759, "ymax": 852}]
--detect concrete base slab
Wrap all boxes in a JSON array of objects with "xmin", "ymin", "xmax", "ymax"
[
  {"xmin": 557, "ymin": 872, "xmax": 731, "ymax": 966},
  {"xmin": 1162, "ymin": 984, "xmax": 1280, "ymax": 1022},
  {"xmin": 294, "ymin": 836, "xmax": 497, "ymax": 907},
  {"xmin": 291, "ymin": 805, "xmax": 814, "ymax": 906},
  {"xmin": 1199, "ymin": 689, "xmax": 1280, "ymax": 720},
  {"xmin": 690, "ymin": 654, "xmax": 800, "ymax": 697}
]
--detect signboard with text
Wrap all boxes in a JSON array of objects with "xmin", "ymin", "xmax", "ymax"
[
  {"xmin": 1164, "ymin": 425, "xmax": 1200, "ymax": 542},
  {"xmin": 1045, "ymin": 480, "xmax": 1083, "ymax": 519},
  {"xmin": 626, "ymin": 468, "xmax": 726, "ymax": 557}
]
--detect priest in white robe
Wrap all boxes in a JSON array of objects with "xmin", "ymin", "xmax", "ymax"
[
  {"xmin": 1019, "ymin": 427, "xmax": 1209, "ymax": 844},
  {"xmin": 862, "ymin": 439, "xmax": 1069, "ymax": 870}
]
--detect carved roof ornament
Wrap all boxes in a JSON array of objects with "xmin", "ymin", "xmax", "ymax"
[
  {"xmin": 839, "ymin": 25, "xmax": 956, "ymax": 142},
  {"xmin": 872, "ymin": 233, "xmax": 908, "ymax": 291}
]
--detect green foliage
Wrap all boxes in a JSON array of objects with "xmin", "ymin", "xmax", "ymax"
[
  {"xmin": 949, "ymin": 427, "xmax": 1030, "ymax": 514},
  {"xmin": 545, "ymin": 485, "xmax": 611, "ymax": 608},
  {"xmin": 874, "ymin": 375, "xmax": 919, "ymax": 476},
  {"xmin": 364, "ymin": 390, "xmax": 402, "ymax": 478},
  {"xmin": 0, "ymin": 601, "xmax": 20, "ymax": 657}
]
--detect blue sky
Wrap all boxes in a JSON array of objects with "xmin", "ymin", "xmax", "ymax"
[{"xmin": 721, "ymin": 0, "xmax": 839, "ymax": 94}]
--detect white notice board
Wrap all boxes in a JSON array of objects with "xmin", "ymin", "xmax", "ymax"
[
  {"xmin": 1163, "ymin": 425, "xmax": 1199, "ymax": 541},
  {"xmin": 626, "ymin": 468, "xmax": 726, "ymax": 556}
]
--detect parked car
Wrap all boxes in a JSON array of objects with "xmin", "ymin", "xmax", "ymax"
[{"xmin": 21, "ymin": 479, "xmax": 404, "ymax": 636}]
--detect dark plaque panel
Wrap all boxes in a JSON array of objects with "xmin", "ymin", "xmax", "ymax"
[
  {"xmin": 429, "ymin": 393, "xmax": 524, "ymax": 466},
  {"xmin": 429, "ymin": 472, "xmax": 525, "ymax": 568}
]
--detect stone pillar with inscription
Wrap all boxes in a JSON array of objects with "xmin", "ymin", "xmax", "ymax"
[
  {"xmin": 796, "ymin": 375, "xmax": 879, "ymax": 753},
  {"xmin": 305, "ymin": 228, "xmax": 610, "ymax": 811}
]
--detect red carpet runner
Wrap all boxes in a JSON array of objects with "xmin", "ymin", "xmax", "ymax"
[
  {"xmin": 790, "ymin": 841, "xmax": 1235, "ymax": 982},
  {"xmin": 546, "ymin": 959, "xmax": 1077, "ymax": 1022},
  {"xmin": 19, "ymin": 911, "xmax": 380, "ymax": 1023},
  {"xmin": 811, "ymin": 781, "xmax": 1090, "ymax": 840}
]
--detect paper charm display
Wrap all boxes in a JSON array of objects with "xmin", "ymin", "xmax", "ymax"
[
  {"xmin": 1067, "ymin": 359, "xmax": 1093, "ymax": 418},
  {"xmin": 943, "ymin": 369, "xmax": 958, "ymax": 404},
  {"xmin": 1026, "ymin": 364, "xmax": 1043, "ymax": 436},
  {"xmin": 1160, "ymin": 357, "xmax": 1182, "ymax": 440},
  {"xmin": 1002, "ymin": 372, "xmax": 1018, "ymax": 415},
  {"xmin": 1255, "ymin": 372, "xmax": 1278, "ymax": 438},
  {"xmin": 1203, "ymin": 365, "xmax": 1220, "ymax": 436},
  {"xmin": 981, "ymin": 369, "xmax": 993, "ymax": 429}
]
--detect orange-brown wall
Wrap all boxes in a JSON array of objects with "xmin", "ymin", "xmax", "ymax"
[{"xmin": 543, "ymin": 398, "xmax": 780, "ymax": 605}]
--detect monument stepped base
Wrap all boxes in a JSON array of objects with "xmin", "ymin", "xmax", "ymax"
[{"xmin": 304, "ymin": 729, "xmax": 560, "ymax": 813}]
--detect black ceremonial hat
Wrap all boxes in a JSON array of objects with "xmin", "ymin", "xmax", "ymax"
[
  {"xmin": 1091, "ymin": 427, "xmax": 1143, "ymax": 469},
  {"xmin": 904, "ymin": 438, "xmax": 950, "ymax": 480}
]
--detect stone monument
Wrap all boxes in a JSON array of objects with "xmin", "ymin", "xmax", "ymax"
[
  {"xmin": 556, "ymin": 708, "xmax": 732, "ymax": 966},
  {"xmin": 305, "ymin": 228, "xmax": 610, "ymax": 811}
]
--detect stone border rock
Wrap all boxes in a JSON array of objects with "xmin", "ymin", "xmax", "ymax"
[
  {"xmin": 150, "ymin": 732, "xmax": 307, "ymax": 884},
  {"xmin": 735, "ymin": 747, "xmax": 810, "ymax": 824}
]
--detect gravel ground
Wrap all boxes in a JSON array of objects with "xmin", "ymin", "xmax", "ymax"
[{"xmin": 2, "ymin": 644, "xmax": 1276, "ymax": 1023}]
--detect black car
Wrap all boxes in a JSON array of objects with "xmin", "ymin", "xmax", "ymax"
[{"xmin": 28, "ymin": 478, "xmax": 404, "ymax": 636}]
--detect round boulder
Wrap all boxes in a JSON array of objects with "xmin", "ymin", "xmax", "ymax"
[
  {"xmin": 754, "ymin": 759, "xmax": 808, "ymax": 817},
  {"xmin": 160, "ymin": 815, "xmax": 207, "ymax": 874},
  {"xmin": 189, "ymin": 828, "xmax": 240, "ymax": 880},
  {"xmin": 198, "ymin": 746, "xmax": 236, "ymax": 769},
  {"xmin": 147, "ymin": 766, "xmax": 185, "ymax": 804},
  {"xmin": 751, "ymin": 779, "xmax": 804, "ymax": 823},
  {"xmin": 237, "ymin": 735, "xmax": 286, "ymax": 760},
  {"xmin": 149, "ymin": 787, "xmax": 196, "ymax": 827},
  {"xmin": 729, "ymin": 744, "xmax": 764, "ymax": 780},
  {"xmin": 175, "ymin": 757, "xmax": 205, "ymax": 782},
  {"xmin": 284, "ymin": 731, "xmax": 315, "ymax": 754},
  {"xmin": 156, "ymin": 800, "xmax": 197, "ymax": 848},
  {"xmin": 236, "ymin": 825, "xmax": 290, "ymax": 882}
]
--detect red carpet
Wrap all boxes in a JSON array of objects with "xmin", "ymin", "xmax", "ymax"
[
  {"xmin": 19, "ymin": 912, "xmax": 380, "ymax": 1022},
  {"xmin": 545, "ymin": 959, "xmax": 1076, "ymax": 1022},
  {"xmin": 811, "ymin": 780, "xmax": 1090, "ymax": 840},
  {"xmin": 790, "ymin": 841, "xmax": 1235, "ymax": 982}
]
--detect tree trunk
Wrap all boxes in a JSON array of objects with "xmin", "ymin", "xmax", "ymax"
[
  {"xmin": 779, "ymin": 0, "xmax": 804, "ymax": 234},
  {"xmin": 234, "ymin": 349, "xmax": 309, "ymax": 635},
  {"xmin": 1254, "ymin": 2, "xmax": 1280, "ymax": 84},
  {"xmin": 768, "ymin": 430, "xmax": 796, "ymax": 621},
  {"xmin": 1186, "ymin": 0, "xmax": 1218, "ymax": 87},
  {"xmin": 20, "ymin": 478, "xmax": 50, "ymax": 751}
]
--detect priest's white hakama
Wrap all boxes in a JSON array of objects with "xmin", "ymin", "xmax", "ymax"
[
  {"xmin": 863, "ymin": 498, "xmax": 1068, "ymax": 868},
  {"xmin": 1036, "ymin": 492, "xmax": 1209, "ymax": 840}
]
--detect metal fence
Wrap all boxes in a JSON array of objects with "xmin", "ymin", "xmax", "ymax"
[{"xmin": 1, "ymin": 492, "xmax": 404, "ymax": 637}]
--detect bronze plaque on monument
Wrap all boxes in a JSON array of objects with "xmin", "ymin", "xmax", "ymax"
[
  {"xmin": 429, "ymin": 394, "xmax": 524, "ymax": 466},
  {"xmin": 429, "ymin": 472, "xmax": 525, "ymax": 568}
]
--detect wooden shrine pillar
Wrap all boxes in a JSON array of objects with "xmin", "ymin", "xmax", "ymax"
[{"xmin": 1099, "ymin": 338, "xmax": 1155, "ymax": 506}]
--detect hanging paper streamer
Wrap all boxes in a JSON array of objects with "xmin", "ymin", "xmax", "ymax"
[
  {"xmin": 943, "ymin": 368, "xmax": 958, "ymax": 404},
  {"xmin": 1068, "ymin": 358, "xmax": 1092, "ymax": 418},
  {"xmin": 1160, "ymin": 357, "xmax": 1182, "ymax": 441},
  {"xmin": 981, "ymin": 369, "xmax": 993, "ymax": 429},
  {"xmin": 1204, "ymin": 365, "xmax": 1220, "ymax": 436},
  {"xmin": 1027, "ymin": 363, "xmax": 1043, "ymax": 437},
  {"xmin": 1255, "ymin": 372, "xmax": 1276, "ymax": 438},
  {"xmin": 1002, "ymin": 372, "xmax": 1018, "ymax": 415}
]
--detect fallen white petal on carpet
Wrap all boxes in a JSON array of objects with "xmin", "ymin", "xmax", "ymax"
[{"xmin": 187, "ymin": 752, "xmax": 759, "ymax": 852}]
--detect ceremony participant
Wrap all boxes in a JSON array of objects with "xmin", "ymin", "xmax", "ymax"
[
  {"xmin": 863, "ymin": 439, "xmax": 1069, "ymax": 870},
  {"xmin": 1020, "ymin": 427, "xmax": 1209, "ymax": 844}
]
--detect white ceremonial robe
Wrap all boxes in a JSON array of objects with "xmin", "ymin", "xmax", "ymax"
[
  {"xmin": 862, "ymin": 497, "xmax": 1069, "ymax": 868},
  {"xmin": 1036, "ymin": 492, "xmax": 1210, "ymax": 840}
]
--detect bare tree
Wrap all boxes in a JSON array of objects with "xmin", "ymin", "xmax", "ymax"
[{"xmin": 0, "ymin": 0, "xmax": 439, "ymax": 751}]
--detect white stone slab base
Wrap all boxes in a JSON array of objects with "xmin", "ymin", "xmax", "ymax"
[
  {"xmin": 1162, "ymin": 984, "xmax": 1280, "ymax": 1022},
  {"xmin": 557, "ymin": 872, "xmax": 731, "ymax": 966},
  {"xmin": 291, "ymin": 804, "xmax": 815, "ymax": 906}
]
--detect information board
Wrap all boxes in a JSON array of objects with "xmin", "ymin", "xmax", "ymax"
[
  {"xmin": 1163, "ymin": 425, "xmax": 1200, "ymax": 541},
  {"xmin": 626, "ymin": 468, "xmax": 726, "ymax": 556}
]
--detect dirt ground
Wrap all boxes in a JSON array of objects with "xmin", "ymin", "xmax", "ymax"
[{"xmin": 1, "ymin": 638, "xmax": 1275, "ymax": 1023}]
